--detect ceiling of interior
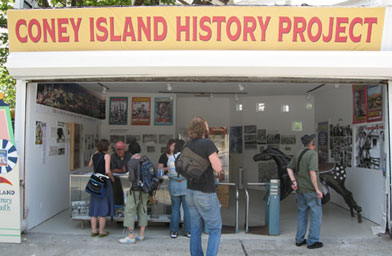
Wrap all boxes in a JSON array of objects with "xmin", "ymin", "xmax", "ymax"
[{"xmin": 70, "ymin": 81, "xmax": 350, "ymax": 97}]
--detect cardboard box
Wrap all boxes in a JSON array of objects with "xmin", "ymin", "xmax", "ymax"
[{"xmin": 216, "ymin": 185, "xmax": 230, "ymax": 208}]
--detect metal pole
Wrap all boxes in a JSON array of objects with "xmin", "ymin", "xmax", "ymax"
[{"xmin": 244, "ymin": 187, "xmax": 249, "ymax": 233}]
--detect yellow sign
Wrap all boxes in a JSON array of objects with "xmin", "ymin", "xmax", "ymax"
[{"xmin": 7, "ymin": 6, "xmax": 385, "ymax": 52}]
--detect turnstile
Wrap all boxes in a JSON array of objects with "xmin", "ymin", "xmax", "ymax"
[{"xmin": 244, "ymin": 179, "xmax": 280, "ymax": 235}]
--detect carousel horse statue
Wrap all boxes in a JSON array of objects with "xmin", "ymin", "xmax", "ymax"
[{"xmin": 253, "ymin": 147, "xmax": 362, "ymax": 223}]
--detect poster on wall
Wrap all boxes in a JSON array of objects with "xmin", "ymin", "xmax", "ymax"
[
  {"xmin": 36, "ymin": 83, "xmax": 105, "ymax": 119},
  {"xmin": 57, "ymin": 121, "xmax": 65, "ymax": 143},
  {"xmin": 317, "ymin": 122, "xmax": 329, "ymax": 164},
  {"xmin": 257, "ymin": 129, "xmax": 267, "ymax": 144},
  {"xmin": 352, "ymin": 84, "xmax": 367, "ymax": 124},
  {"xmin": 330, "ymin": 124, "xmax": 352, "ymax": 167},
  {"xmin": 244, "ymin": 125, "xmax": 257, "ymax": 134},
  {"xmin": 355, "ymin": 123, "xmax": 384, "ymax": 170},
  {"xmin": 280, "ymin": 135, "xmax": 296, "ymax": 145},
  {"xmin": 109, "ymin": 97, "xmax": 128, "ymax": 125},
  {"xmin": 35, "ymin": 121, "xmax": 45, "ymax": 145},
  {"xmin": 267, "ymin": 132, "xmax": 280, "ymax": 145},
  {"xmin": 230, "ymin": 126, "xmax": 243, "ymax": 153},
  {"xmin": 159, "ymin": 134, "xmax": 173, "ymax": 145},
  {"xmin": 142, "ymin": 134, "xmax": 158, "ymax": 144},
  {"xmin": 131, "ymin": 97, "xmax": 150, "ymax": 125},
  {"xmin": 126, "ymin": 135, "xmax": 141, "ymax": 145},
  {"xmin": 154, "ymin": 97, "xmax": 173, "ymax": 126},
  {"xmin": 366, "ymin": 85, "xmax": 383, "ymax": 123}
]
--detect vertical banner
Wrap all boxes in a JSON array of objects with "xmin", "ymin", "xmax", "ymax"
[
  {"xmin": 154, "ymin": 97, "xmax": 173, "ymax": 126},
  {"xmin": 109, "ymin": 97, "xmax": 128, "ymax": 125},
  {"xmin": 131, "ymin": 97, "xmax": 151, "ymax": 125},
  {"xmin": 366, "ymin": 85, "xmax": 383, "ymax": 122},
  {"xmin": 0, "ymin": 94, "xmax": 21, "ymax": 243},
  {"xmin": 352, "ymin": 85, "xmax": 367, "ymax": 124},
  {"xmin": 317, "ymin": 121, "xmax": 329, "ymax": 164}
]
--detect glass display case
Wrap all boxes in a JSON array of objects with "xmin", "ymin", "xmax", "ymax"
[{"xmin": 70, "ymin": 172, "xmax": 172, "ymax": 222}]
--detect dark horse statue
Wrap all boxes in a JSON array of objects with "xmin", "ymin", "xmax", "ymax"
[{"xmin": 253, "ymin": 147, "xmax": 362, "ymax": 223}]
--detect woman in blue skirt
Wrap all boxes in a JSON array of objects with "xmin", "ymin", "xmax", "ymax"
[{"xmin": 88, "ymin": 139, "xmax": 115, "ymax": 238}]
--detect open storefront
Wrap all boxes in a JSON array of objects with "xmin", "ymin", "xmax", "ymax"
[{"xmin": 3, "ymin": 5, "xmax": 392, "ymax": 242}]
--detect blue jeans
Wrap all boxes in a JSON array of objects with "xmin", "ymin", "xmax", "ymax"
[
  {"xmin": 170, "ymin": 195, "xmax": 191, "ymax": 233},
  {"xmin": 186, "ymin": 189, "xmax": 222, "ymax": 256},
  {"xmin": 296, "ymin": 192, "xmax": 322, "ymax": 245}
]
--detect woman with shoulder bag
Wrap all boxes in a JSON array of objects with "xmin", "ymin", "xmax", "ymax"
[
  {"xmin": 88, "ymin": 139, "xmax": 115, "ymax": 238},
  {"xmin": 168, "ymin": 139, "xmax": 191, "ymax": 238}
]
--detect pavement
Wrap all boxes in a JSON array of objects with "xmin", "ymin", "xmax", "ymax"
[{"xmin": 1, "ymin": 229, "xmax": 392, "ymax": 256}]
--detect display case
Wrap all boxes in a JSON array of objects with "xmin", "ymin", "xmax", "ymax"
[{"xmin": 70, "ymin": 172, "xmax": 172, "ymax": 222}]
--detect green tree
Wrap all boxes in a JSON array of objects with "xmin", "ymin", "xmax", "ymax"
[{"xmin": 0, "ymin": 0, "xmax": 15, "ymax": 108}]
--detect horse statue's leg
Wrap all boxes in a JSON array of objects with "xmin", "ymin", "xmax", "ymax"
[{"xmin": 320, "ymin": 169, "xmax": 362, "ymax": 223}]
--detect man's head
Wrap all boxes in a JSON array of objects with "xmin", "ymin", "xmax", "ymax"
[
  {"xmin": 301, "ymin": 134, "xmax": 316, "ymax": 149},
  {"xmin": 115, "ymin": 141, "xmax": 126, "ymax": 157},
  {"xmin": 188, "ymin": 117, "xmax": 209, "ymax": 139}
]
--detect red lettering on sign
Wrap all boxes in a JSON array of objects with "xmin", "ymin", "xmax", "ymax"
[
  {"xmin": 307, "ymin": 17, "xmax": 322, "ymax": 42},
  {"xmin": 257, "ymin": 16, "xmax": 270, "ymax": 41},
  {"xmin": 243, "ymin": 16, "xmax": 256, "ymax": 41},
  {"xmin": 177, "ymin": 16, "xmax": 190, "ymax": 41},
  {"xmin": 212, "ymin": 16, "xmax": 226, "ymax": 41},
  {"xmin": 43, "ymin": 19, "xmax": 56, "ymax": 43},
  {"xmin": 335, "ymin": 17, "xmax": 348, "ymax": 42},
  {"xmin": 28, "ymin": 19, "xmax": 41, "ymax": 43},
  {"xmin": 123, "ymin": 17, "xmax": 136, "ymax": 41},
  {"xmin": 364, "ymin": 17, "xmax": 377, "ymax": 42},
  {"xmin": 137, "ymin": 17, "xmax": 151, "ymax": 41},
  {"xmin": 226, "ymin": 16, "xmax": 241, "ymax": 41},
  {"xmin": 153, "ymin": 16, "xmax": 167, "ymax": 41},
  {"xmin": 96, "ymin": 17, "xmax": 108, "ymax": 42},
  {"xmin": 278, "ymin": 16, "xmax": 291, "ymax": 42},
  {"xmin": 349, "ymin": 17, "xmax": 362, "ymax": 43},
  {"xmin": 200, "ymin": 16, "xmax": 212, "ymax": 41},
  {"xmin": 15, "ymin": 19, "xmax": 27, "ymax": 43}
]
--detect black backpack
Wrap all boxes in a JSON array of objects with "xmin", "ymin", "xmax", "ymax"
[{"xmin": 175, "ymin": 146, "xmax": 210, "ymax": 183}]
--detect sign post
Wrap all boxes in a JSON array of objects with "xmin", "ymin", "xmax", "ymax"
[{"xmin": 0, "ymin": 93, "xmax": 21, "ymax": 243}]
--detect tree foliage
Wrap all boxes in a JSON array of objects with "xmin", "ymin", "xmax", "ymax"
[{"xmin": 0, "ymin": 0, "xmax": 15, "ymax": 108}]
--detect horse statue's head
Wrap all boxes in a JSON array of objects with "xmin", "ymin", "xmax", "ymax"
[{"xmin": 253, "ymin": 147, "xmax": 293, "ymax": 200}]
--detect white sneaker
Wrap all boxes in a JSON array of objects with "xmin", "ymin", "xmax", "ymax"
[
  {"xmin": 170, "ymin": 232, "xmax": 177, "ymax": 238},
  {"xmin": 119, "ymin": 236, "xmax": 136, "ymax": 244}
]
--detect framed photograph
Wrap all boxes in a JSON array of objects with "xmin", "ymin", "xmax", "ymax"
[
  {"xmin": 159, "ymin": 134, "xmax": 173, "ymax": 144},
  {"xmin": 230, "ymin": 126, "xmax": 243, "ymax": 153},
  {"xmin": 366, "ymin": 84, "xmax": 382, "ymax": 123},
  {"xmin": 109, "ymin": 97, "xmax": 128, "ymax": 125},
  {"xmin": 142, "ymin": 134, "xmax": 158, "ymax": 144},
  {"xmin": 131, "ymin": 97, "xmax": 150, "ymax": 125},
  {"xmin": 352, "ymin": 84, "xmax": 367, "ymax": 124},
  {"xmin": 244, "ymin": 125, "xmax": 257, "ymax": 134},
  {"xmin": 154, "ymin": 97, "xmax": 173, "ymax": 126}
]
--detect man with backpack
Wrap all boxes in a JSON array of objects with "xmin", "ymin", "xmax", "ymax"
[
  {"xmin": 286, "ymin": 134, "xmax": 324, "ymax": 249},
  {"xmin": 183, "ymin": 117, "xmax": 223, "ymax": 256},
  {"xmin": 119, "ymin": 142, "xmax": 156, "ymax": 244}
]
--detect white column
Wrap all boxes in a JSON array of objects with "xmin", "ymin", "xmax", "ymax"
[
  {"xmin": 14, "ymin": 80, "xmax": 27, "ymax": 229},
  {"xmin": 387, "ymin": 80, "xmax": 392, "ymax": 233}
]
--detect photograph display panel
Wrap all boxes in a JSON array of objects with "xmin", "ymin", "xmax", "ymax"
[
  {"xmin": 154, "ymin": 97, "xmax": 173, "ymax": 126},
  {"xmin": 36, "ymin": 83, "xmax": 105, "ymax": 119},
  {"xmin": 355, "ymin": 123, "xmax": 384, "ymax": 170},
  {"xmin": 131, "ymin": 97, "xmax": 151, "ymax": 125},
  {"xmin": 109, "ymin": 97, "xmax": 128, "ymax": 125},
  {"xmin": 229, "ymin": 126, "xmax": 243, "ymax": 153},
  {"xmin": 329, "ymin": 124, "xmax": 353, "ymax": 167}
]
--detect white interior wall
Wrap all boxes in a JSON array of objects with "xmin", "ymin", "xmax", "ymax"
[
  {"xmin": 234, "ymin": 96, "xmax": 315, "ymax": 186},
  {"xmin": 314, "ymin": 84, "xmax": 386, "ymax": 224},
  {"xmin": 25, "ymin": 83, "xmax": 101, "ymax": 230},
  {"xmin": 100, "ymin": 92, "xmax": 176, "ymax": 165}
]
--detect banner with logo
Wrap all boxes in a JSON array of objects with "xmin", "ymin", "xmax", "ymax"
[
  {"xmin": 0, "ymin": 95, "xmax": 21, "ymax": 243},
  {"xmin": 7, "ymin": 6, "xmax": 385, "ymax": 52}
]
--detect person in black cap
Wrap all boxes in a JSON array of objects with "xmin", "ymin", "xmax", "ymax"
[{"xmin": 286, "ymin": 134, "xmax": 323, "ymax": 249}]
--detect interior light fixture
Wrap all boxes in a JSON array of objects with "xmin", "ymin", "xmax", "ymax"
[
  {"xmin": 167, "ymin": 83, "xmax": 172, "ymax": 92},
  {"xmin": 305, "ymin": 93, "xmax": 311, "ymax": 100},
  {"xmin": 238, "ymin": 83, "xmax": 244, "ymax": 91},
  {"xmin": 102, "ymin": 87, "xmax": 107, "ymax": 94}
]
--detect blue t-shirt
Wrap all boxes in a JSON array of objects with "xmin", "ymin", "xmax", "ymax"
[{"xmin": 167, "ymin": 153, "xmax": 187, "ymax": 197}]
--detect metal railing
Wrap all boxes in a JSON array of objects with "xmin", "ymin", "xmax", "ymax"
[
  {"xmin": 244, "ymin": 182, "xmax": 268, "ymax": 233},
  {"xmin": 218, "ymin": 182, "xmax": 239, "ymax": 233}
]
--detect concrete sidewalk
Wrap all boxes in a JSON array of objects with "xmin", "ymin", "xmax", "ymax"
[{"xmin": 1, "ymin": 230, "xmax": 392, "ymax": 256}]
